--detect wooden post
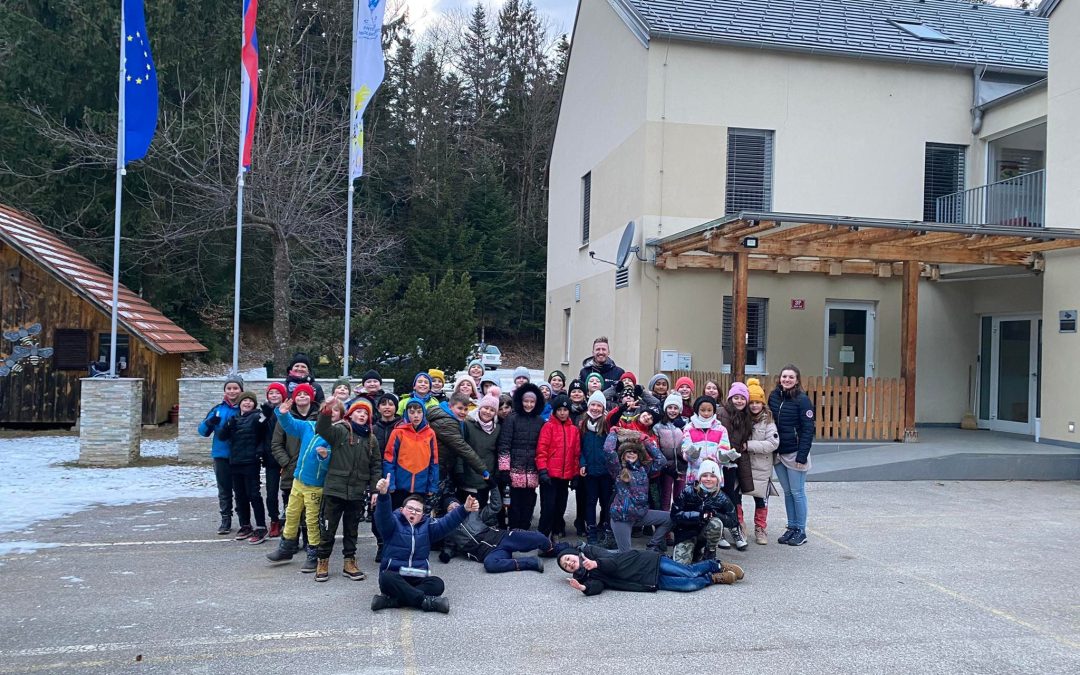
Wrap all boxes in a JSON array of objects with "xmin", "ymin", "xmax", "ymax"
[
  {"xmin": 732, "ymin": 252, "xmax": 749, "ymax": 381},
  {"xmin": 900, "ymin": 261, "xmax": 919, "ymax": 442}
]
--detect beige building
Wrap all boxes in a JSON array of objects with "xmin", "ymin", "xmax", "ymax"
[{"xmin": 546, "ymin": 0, "xmax": 1080, "ymax": 446}]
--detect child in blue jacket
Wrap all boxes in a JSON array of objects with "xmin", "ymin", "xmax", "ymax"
[{"xmin": 197, "ymin": 374, "xmax": 244, "ymax": 535}]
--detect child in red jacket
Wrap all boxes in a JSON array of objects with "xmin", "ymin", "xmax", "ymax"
[{"xmin": 536, "ymin": 395, "xmax": 581, "ymax": 539}]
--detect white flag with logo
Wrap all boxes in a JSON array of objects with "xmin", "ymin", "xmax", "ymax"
[{"xmin": 349, "ymin": 0, "xmax": 387, "ymax": 179}]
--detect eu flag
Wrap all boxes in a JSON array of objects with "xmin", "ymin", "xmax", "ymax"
[{"xmin": 122, "ymin": 0, "xmax": 158, "ymax": 164}]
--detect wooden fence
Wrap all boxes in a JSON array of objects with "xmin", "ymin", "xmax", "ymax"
[{"xmin": 670, "ymin": 371, "xmax": 905, "ymax": 441}]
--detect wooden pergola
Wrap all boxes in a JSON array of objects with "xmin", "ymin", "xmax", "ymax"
[{"xmin": 653, "ymin": 212, "xmax": 1080, "ymax": 440}]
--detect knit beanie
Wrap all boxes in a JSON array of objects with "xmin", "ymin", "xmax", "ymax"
[
  {"xmin": 640, "ymin": 405, "xmax": 661, "ymax": 427},
  {"xmin": 538, "ymin": 382, "xmax": 552, "ymax": 394},
  {"xmin": 647, "ymin": 373, "xmax": 670, "ymax": 391},
  {"xmin": 224, "ymin": 373, "xmax": 245, "ymax": 390},
  {"xmin": 478, "ymin": 394, "xmax": 500, "ymax": 410},
  {"xmin": 621, "ymin": 371, "xmax": 637, "ymax": 385},
  {"xmin": 728, "ymin": 382, "xmax": 750, "ymax": 402},
  {"xmin": 265, "ymin": 382, "xmax": 288, "ymax": 400},
  {"xmin": 428, "ymin": 368, "xmax": 445, "ymax": 382},
  {"xmin": 412, "ymin": 372, "xmax": 433, "ymax": 389},
  {"xmin": 513, "ymin": 366, "xmax": 530, "ymax": 381},
  {"xmin": 697, "ymin": 459, "xmax": 722, "ymax": 480},
  {"xmin": 548, "ymin": 369, "xmax": 566, "ymax": 383},
  {"xmin": 487, "ymin": 386, "xmax": 502, "ymax": 399},
  {"xmin": 333, "ymin": 377, "xmax": 352, "ymax": 393},
  {"xmin": 674, "ymin": 376, "xmax": 695, "ymax": 393},
  {"xmin": 291, "ymin": 383, "xmax": 315, "ymax": 401},
  {"xmin": 288, "ymin": 353, "xmax": 313, "ymax": 372},
  {"xmin": 588, "ymin": 391, "xmax": 607, "ymax": 408},
  {"xmin": 551, "ymin": 394, "xmax": 571, "ymax": 412},
  {"xmin": 568, "ymin": 379, "xmax": 585, "ymax": 394},
  {"xmin": 361, "ymin": 369, "xmax": 382, "ymax": 384},
  {"xmin": 746, "ymin": 378, "xmax": 766, "ymax": 404},
  {"xmin": 585, "ymin": 372, "xmax": 604, "ymax": 389},
  {"xmin": 468, "ymin": 359, "xmax": 483, "ymax": 369},
  {"xmin": 663, "ymin": 393, "xmax": 683, "ymax": 411},
  {"xmin": 236, "ymin": 392, "xmax": 258, "ymax": 408},
  {"xmin": 346, "ymin": 399, "xmax": 373, "ymax": 419},
  {"xmin": 693, "ymin": 395, "xmax": 718, "ymax": 414},
  {"xmin": 376, "ymin": 392, "xmax": 400, "ymax": 409}
]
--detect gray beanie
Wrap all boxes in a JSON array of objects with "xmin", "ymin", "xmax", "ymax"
[
  {"xmin": 224, "ymin": 373, "xmax": 245, "ymax": 390},
  {"xmin": 513, "ymin": 366, "xmax": 530, "ymax": 381}
]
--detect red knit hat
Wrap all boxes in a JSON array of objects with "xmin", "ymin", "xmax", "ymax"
[
  {"xmin": 346, "ymin": 398, "xmax": 373, "ymax": 419},
  {"xmin": 674, "ymin": 377, "xmax": 695, "ymax": 393},
  {"xmin": 621, "ymin": 371, "xmax": 637, "ymax": 385},
  {"xmin": 292, "ymin": 383, "xmax": 315, "ymax": 401},
  {"xmin": 266, "ymin": 382, "xmax": 288, "ymax": 400}
]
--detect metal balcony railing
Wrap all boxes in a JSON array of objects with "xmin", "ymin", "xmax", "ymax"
[{"xmin": 935, "ymin": 169, "xmax": 1045, "ymax": 227}]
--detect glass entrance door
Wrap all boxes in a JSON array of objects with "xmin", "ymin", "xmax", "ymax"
[
  {"xmin": 824, "ymin": 302, "xmax": 876, "ymax": 378},
  {"xmin": 978, "ymin": 315, "xmax": 1040, "ymax": 434}
]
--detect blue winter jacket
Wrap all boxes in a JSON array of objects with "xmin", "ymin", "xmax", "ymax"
[
  {"xmin": 373, "ymin": 492, "xmax": 468, "ymax": 573},
  {"xmin": 767, "ymin": 386, "xmax": 815, "ymax": 464},
  {"xmin": 198, "ymin": 400, "xmax": 239, "ymax": 460},
  {"xmin": 275, "ymin": 408, "xmax": 331, "ymax": 487},
  {"xmin": 579, "ymin": 425, "xmax": 608, "ymax": 477}
]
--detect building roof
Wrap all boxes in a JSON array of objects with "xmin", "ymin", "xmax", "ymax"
[
  {"xmin": 615, "ymin": 0, "xmax": 1048, "ymax": 74},
  {"xmin": 0, "ymin": 204, "xmax": 207, "ymax": 355}
]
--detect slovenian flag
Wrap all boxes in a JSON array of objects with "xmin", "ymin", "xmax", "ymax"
[
  {"xmin": 239, "ymin": 0, "xmax": 259, "ymax": 171},
  {"xmin": 349, "ymin": 0, "xmax": 387, "ymax": 179},
  {"xmin": 122, "ymin": 0, "xmax": 157, "ymax": 164}
]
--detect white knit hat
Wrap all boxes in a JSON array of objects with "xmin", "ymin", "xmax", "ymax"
[
  {"xmin": 697, "ymin": 460, "xmax": 722, "ymax": 479},
  {"xmin": 663, "ymin": 393, "xmax": 683, "ymax": 410},
  {"xmin": 588, "ymin": 391, "xmax": 607, "ymax": 408}
]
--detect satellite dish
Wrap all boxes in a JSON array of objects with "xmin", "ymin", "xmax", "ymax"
[{"xmin": 615, "ymin": 221, "xmax": 637, "ymax": 268}]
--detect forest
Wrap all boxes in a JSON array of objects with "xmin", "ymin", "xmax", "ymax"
[{"xmin": 0, "ymin": 0, "xmax": 567, "ymax": 381}]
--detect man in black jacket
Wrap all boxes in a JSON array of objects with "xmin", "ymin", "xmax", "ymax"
[
  {"xmin": 438, "ymin": 492, "xmax": 566, "ymax": 573},
  {"xmin": 577, "ymin": 336, "xmax": 626, "ymax": 391},
  {"xmin": 282, "ymin": 352, "xmax": 325, "ymax": 403},
  {"xmin": 556, "ymin": 544, "xmax": 743, "ymax": 595}
]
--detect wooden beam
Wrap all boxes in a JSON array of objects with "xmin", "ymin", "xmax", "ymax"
[
  {"xmin": 663, "ymin": 234, "xmax": 711, "ymax": 256},
  {"xmin": 1007, "ymin": 239, "xmax": 1080, "ymax": 253},
  {"xmin": 790, "ymin": 226, "xmax": 845, "ymax": 243},
  {"xmin": 704, "ymin": 235, "xmax": 1034, "ymax": 266},
  {"xmin": 655, "ymin": 254, "xmax": 934, "ymax": 276},
  {"xmin": 830, "ymin": 228, "xmax": 922, "ymax": 245},
  {"xmin": 762, "ymin": 224, "xmax": 834, "ymax": 241},
  {"xmin": 732, "ymin": 252, "xmax": 749, "ymax": 381},
  {"xmin": 965, "ymin": 236, "xmax": 1030, "ymax": 250},
  {"xmin": 724, "ymin": 219, "xmax": 781, "ymax": 238},
  {"xmin": 900, "ymin": 261, "xmax": 919, "ymax": 442},
  {"xmin": 904, "ymin": 232, "xmax": 977, "ymax": 248}
]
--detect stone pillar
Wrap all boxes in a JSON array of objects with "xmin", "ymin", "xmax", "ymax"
[{"xmin": 79, "ymin": 378, "xmax": 143, "ymax": 466}]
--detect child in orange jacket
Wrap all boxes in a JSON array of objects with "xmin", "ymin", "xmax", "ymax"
[{"xmin": 536, "ymin": 395, "xmax": 582, "ymax": 539}]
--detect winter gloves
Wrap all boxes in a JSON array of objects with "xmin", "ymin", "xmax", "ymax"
[
  {"xmin": 539, "ymin": 470, "xmax": 551, "ymax": 485},
  {"xmin": 720, "ymin": 448, "xmax": 742, "ymax": 462}
]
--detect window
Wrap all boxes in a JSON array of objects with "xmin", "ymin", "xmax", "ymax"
[
  {"xmin": 53, "ymin": 329, "xmax": 90, "ymax": 370},
  {"xmin": 615, "ymin": 266, "xmax": 629, "ymax": 289},
  {"xmin": 924, "ymin": 142, "xmax": 966, "ymax": 221},
  {"xmin": 722, "ymin": 297, "xmax": 768, "ymax": 373},
  {"xmin": 581, "ymin": 172, "xmax": 591, "ymax": 244},
  {"xmin": 890, "ymin": 20, "xmax": 953, "ymax": 43},
  {"xmin": 725, "ymin": 128, "xmax": 774, "ymax": 215},
  {"xmin": 562, "ymin": 308, "xmax": 572, "ymax": 365},
  {"xmin": 98, "ymin": 333, "xmax": 130, "ymax": 372}
]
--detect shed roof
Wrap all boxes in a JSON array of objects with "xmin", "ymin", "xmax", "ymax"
[
  {"xmin": 615, "ymin": 0, "xmax": 1048, "ymax": 74},
  {"xmin": 0, "ymin": 205, "xmax": 207, "ymax": 355}
]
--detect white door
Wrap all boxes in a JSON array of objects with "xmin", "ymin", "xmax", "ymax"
[
  {"xmin": 978, "ymin": 315, "xmax": 1040, "ymax": 434},
  {"xmin": 823, "ymin": 301, "xmax": 876, "ymax": 378}
]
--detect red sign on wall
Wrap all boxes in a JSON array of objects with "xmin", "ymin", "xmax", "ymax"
[{"xmin": 791, "ymin": 299, "xmax": 806, "ymax": 310}]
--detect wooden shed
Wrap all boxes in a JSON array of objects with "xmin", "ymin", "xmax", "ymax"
[{"xmin": 0, "ymin": 204, "xmax": 207, "ymax": 426}]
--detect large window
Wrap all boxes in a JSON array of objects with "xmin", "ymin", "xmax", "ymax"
[
  {"xmin": 98, "ymin": 333, "xmax": 130, "ymax": 372},
  {"xmin": 924, "ymin": 142, "xmax": 966, "ymax": 221},
  {"xmin": 581, "ymin": 172, "xmax": 591, "ymax": 244},
  {"xmin": 725, "ymin": 128, "xmax": 774, "ymax": 214},
  {"xmin": 722, "ymin": 297, "xmax": 768, "ymax": 374}
]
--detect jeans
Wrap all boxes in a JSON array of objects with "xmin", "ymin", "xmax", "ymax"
[
  {"xmin": 317, "ymin": 495, "xmax": 363, "ymax": 559},
  {"xmin": 264, "ymin": 456, "xmax": 282, "ymax": 523},
  {"xmin": 774, "ymin": 462, "xmax": 808, "ymax": 530},
  {"xmin": 230, "ymin": 463, "xmax": 265, "ymax": 529},
  {"xmin": 213, "ymin": 458, "xmax": 233, "ymax": 518},
  {"xmin": 656, "ymin": 556, "xmax": 719, "ymax": 592},
  {"xmin": 583, "ymin": 475, "xmax": 614, "ymax": 529},
  {"xmin": 610, "ymin": 510, "xmax": 672, "ymax": 553},
  {"xmin": 482, "ymin": 530, "xmax": 550, "ymax": 573},
  {"xmin": 508, "ymin": 487, "xmax": 537, "ymax": 531},
  {"xmin": 379, "ymin": 570, "xmax": 445, "ymax": 608},
  {"xmin": 283, "ymin": 480, "xmax": 322, "ymax": 546},
  {"xmin": 538, "ymin": 479, "xmax": 570, "ymax": 536}
]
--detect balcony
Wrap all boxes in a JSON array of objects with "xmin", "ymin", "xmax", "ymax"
[{"xmin": 935, "ymin": 169, "xmax": 1045, "ymax": 228}]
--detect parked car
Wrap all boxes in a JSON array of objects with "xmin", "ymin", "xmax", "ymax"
[{"xmin": 468, "ymin": 343, "xmax": 502, "ymax": 370}]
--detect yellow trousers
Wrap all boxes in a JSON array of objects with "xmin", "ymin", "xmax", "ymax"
[{"xmin": 283, "ymin": 479, "xmax": 322, "ymax": 546}]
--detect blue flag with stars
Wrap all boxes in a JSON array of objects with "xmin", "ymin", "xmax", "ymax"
[{"xmin": 122, "ymin": 0, "xmax": 157, "ymax": 163}]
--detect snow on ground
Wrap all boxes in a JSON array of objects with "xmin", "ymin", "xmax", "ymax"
[{"xmin": 0, "ymin": 435, "xmax": 215, "ymax": 542}]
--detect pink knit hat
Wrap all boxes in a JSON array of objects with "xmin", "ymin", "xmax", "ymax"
[
  {"xmin": 727, "ymin": 382, "xmax": 750, "ymax": 401},
  {"xmin": 478, "ymin": 394, "xmax": 500, "ymax": 410}
]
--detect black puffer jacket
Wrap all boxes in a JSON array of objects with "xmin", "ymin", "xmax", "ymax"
[
  {"xmin": 497, "ymin": 383, "xmax": 545, "ymax": 489},
  {"xmin": 373, "ymin": 415, "xmax": 401, "ymax": 456},
  {"xmin": 315, "ymin": 412, "xmax": 381, "ymax": 501},
  {"xmin": 768, "ymin": 385, "xmax": 815, "ymax": 464},
  {"xmin": 670, "ymin": 483, "xmax": 737, "ymax": 544},
  {"xmin": 578, "ymin": 357, "xmax": 626, "ymax": 391},
  {"xmin": 441, "ymin": 493, "xmax": 506, "ymax": 562},
  {"xmin": 460, "ymin": 414, "xmax": 500, "ymax": 491},
  {"xmin": 220, "ymin": 409, "xmax": 266, "ymax": 466},
  {"xmin": 573, "ymin": 544, "xmax": 661, "ymax": 595},
  {"xmin": 259, "ymin": 403, "xmax": 280, "ymax": 469}
]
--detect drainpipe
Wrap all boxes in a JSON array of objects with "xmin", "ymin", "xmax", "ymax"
[{"xmin": 971, "ymin": 65, "xmax": 986, "ymax": 135}]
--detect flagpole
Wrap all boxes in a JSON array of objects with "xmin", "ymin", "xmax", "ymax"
[
  {"xmin": 342, "ymin": 180, "xmax": 354, "ymax": 377},
  {"xmin": 109, "ymin": 0, "xmax": 128, "ymax": 379},
  {"xmin": 232, "ymin": 0, "xmax": 246, "ymax": 375}
]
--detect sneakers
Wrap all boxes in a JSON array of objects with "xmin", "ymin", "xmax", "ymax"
[
  {"xmin": 371, "ymin": 594, "xmax": 398, "ymax": 612},
  {"xmin": 710, "ymin": 570, "xmax": 737, "ymax": 585},
  {"xmin": 778, "ymin": 527, "xmax": 796, "ymax": 545},
  {"xmin": 266, "ymin": 538, "xmax": 299, "ymax": 564},
  {"xmin": 716, "ymin": 534, "xmax": 732, "ymax": 550},
  {"xmin": 787, "ymin": 529, "xmax": 808, "ymax": 546},
  {"xmin": 267, "ymin": 521, "xmax": 283, "ymax": 539},
  {"xmin": 421, "ymin": 596, "xmax": 450, "ymax": 614},
  {"xmin": 217, "ymin": 516, "xmax": 231, "ymax": 536},
  {"xmin": 300, "ymin": 547, "xmax": 318, "ymax": 573},
  {"xmin": 234, "ymin": 526, "xmax": 254, "ymax": 541},
  {"xmin": 315, "ymin": 558, "xmax": 330, "ymax": 582},
  {"xmin": 700, "ymin": 547, "xmax": 717, "ymax": 561},
  {"xmin": 342, "ymin": 557, "xmax": 365, "ymax": 581},
  {"xmin": 247, "ymin": 528, "xmax": 268, "ymax": 545},
  {"xmin": 731, "ymin": 525, "xmax": 749, "ymax": 552},
  {"xmin": 720, "ymin": 561, "xmax": 745, "ymax": 581},
  {"xmin": 374, "ymin": 544, "xmax": 383, "ymax": 563},
  {"xmin": 755, "ymin": 526, "xmax": 768, "ymax": 546}
]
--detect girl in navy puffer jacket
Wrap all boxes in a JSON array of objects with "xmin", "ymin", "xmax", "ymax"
[{"xmin": 768, "ymin": 364, "xmax": 815, "ymax": 547}]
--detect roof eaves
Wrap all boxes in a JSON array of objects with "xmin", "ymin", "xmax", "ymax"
[
  {"xmin": 1037, "ymin": 0, "xmax": 1062, "ymax": 18},
  {"xmin": 608, "ymin": 0, "xmax": 650, "ymax": 48},
  {"xmin": 976, "ymin": 77, "xmax": 1048, "ymax": 112}
]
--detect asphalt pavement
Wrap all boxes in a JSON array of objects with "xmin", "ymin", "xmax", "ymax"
[{"xmin": 1, "ymin": 480, "xmax": 1078, "ymax": 674}]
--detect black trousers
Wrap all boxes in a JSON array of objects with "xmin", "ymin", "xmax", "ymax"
[
  {"xmin": 721, "ymin": 466, "xmax": 741, "ymax": 515},
  {"xmin": 231, "ymin": 463, "xmax": 265, "ymax": 529},
  {"xmin": 508, "ymin": 487, "xmax": 537, "ymax": 531},
  {"xmin": 583, "ymin": 475, "xmax": 614, "ymax": 529},
  {"xmin": 264, "ymin": 456, "xmax": 282, "ymax": 523},
  {"xmin": 213, "ymin": 458, "xmax": 233, "ymax": 518},
  {"xmin": 372, "ymin": 491, "xmax": 408, "ymax": 543},
  {"xmin": 455, "ymin": 487, "xmax": 491, "ymax": 512},
  {"xmin": 318, "ymin": 494, "xmax": 363, "ymax": 559},
  {"xmin": 538, "ymin": 479, "xmax": 570, "ymax": 537},
  {"xmin": 379, "ymin": 570, "xmax": 445, "ymax": 609},
  {"xmin": 573, "ymin": 479, "xmax": 588, "ymax": 531}
]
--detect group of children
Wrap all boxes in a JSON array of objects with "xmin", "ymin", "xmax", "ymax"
[{"xmin": 198, "ymin": 339, "xmax": 815, "ymax": 606}]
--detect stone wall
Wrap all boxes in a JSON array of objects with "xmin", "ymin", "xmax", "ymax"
[
  {"xmin": 79, "ymin": 378, "xmax": 142, "ymax": 466},
  {"xmin": 177, "ymin": 377, "xmax": 396, "ymax": 464}
]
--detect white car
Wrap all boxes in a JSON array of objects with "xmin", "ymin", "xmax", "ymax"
[{"xmin": 469, "ymin": 344, "xmax": 502, "ymax": 370}]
